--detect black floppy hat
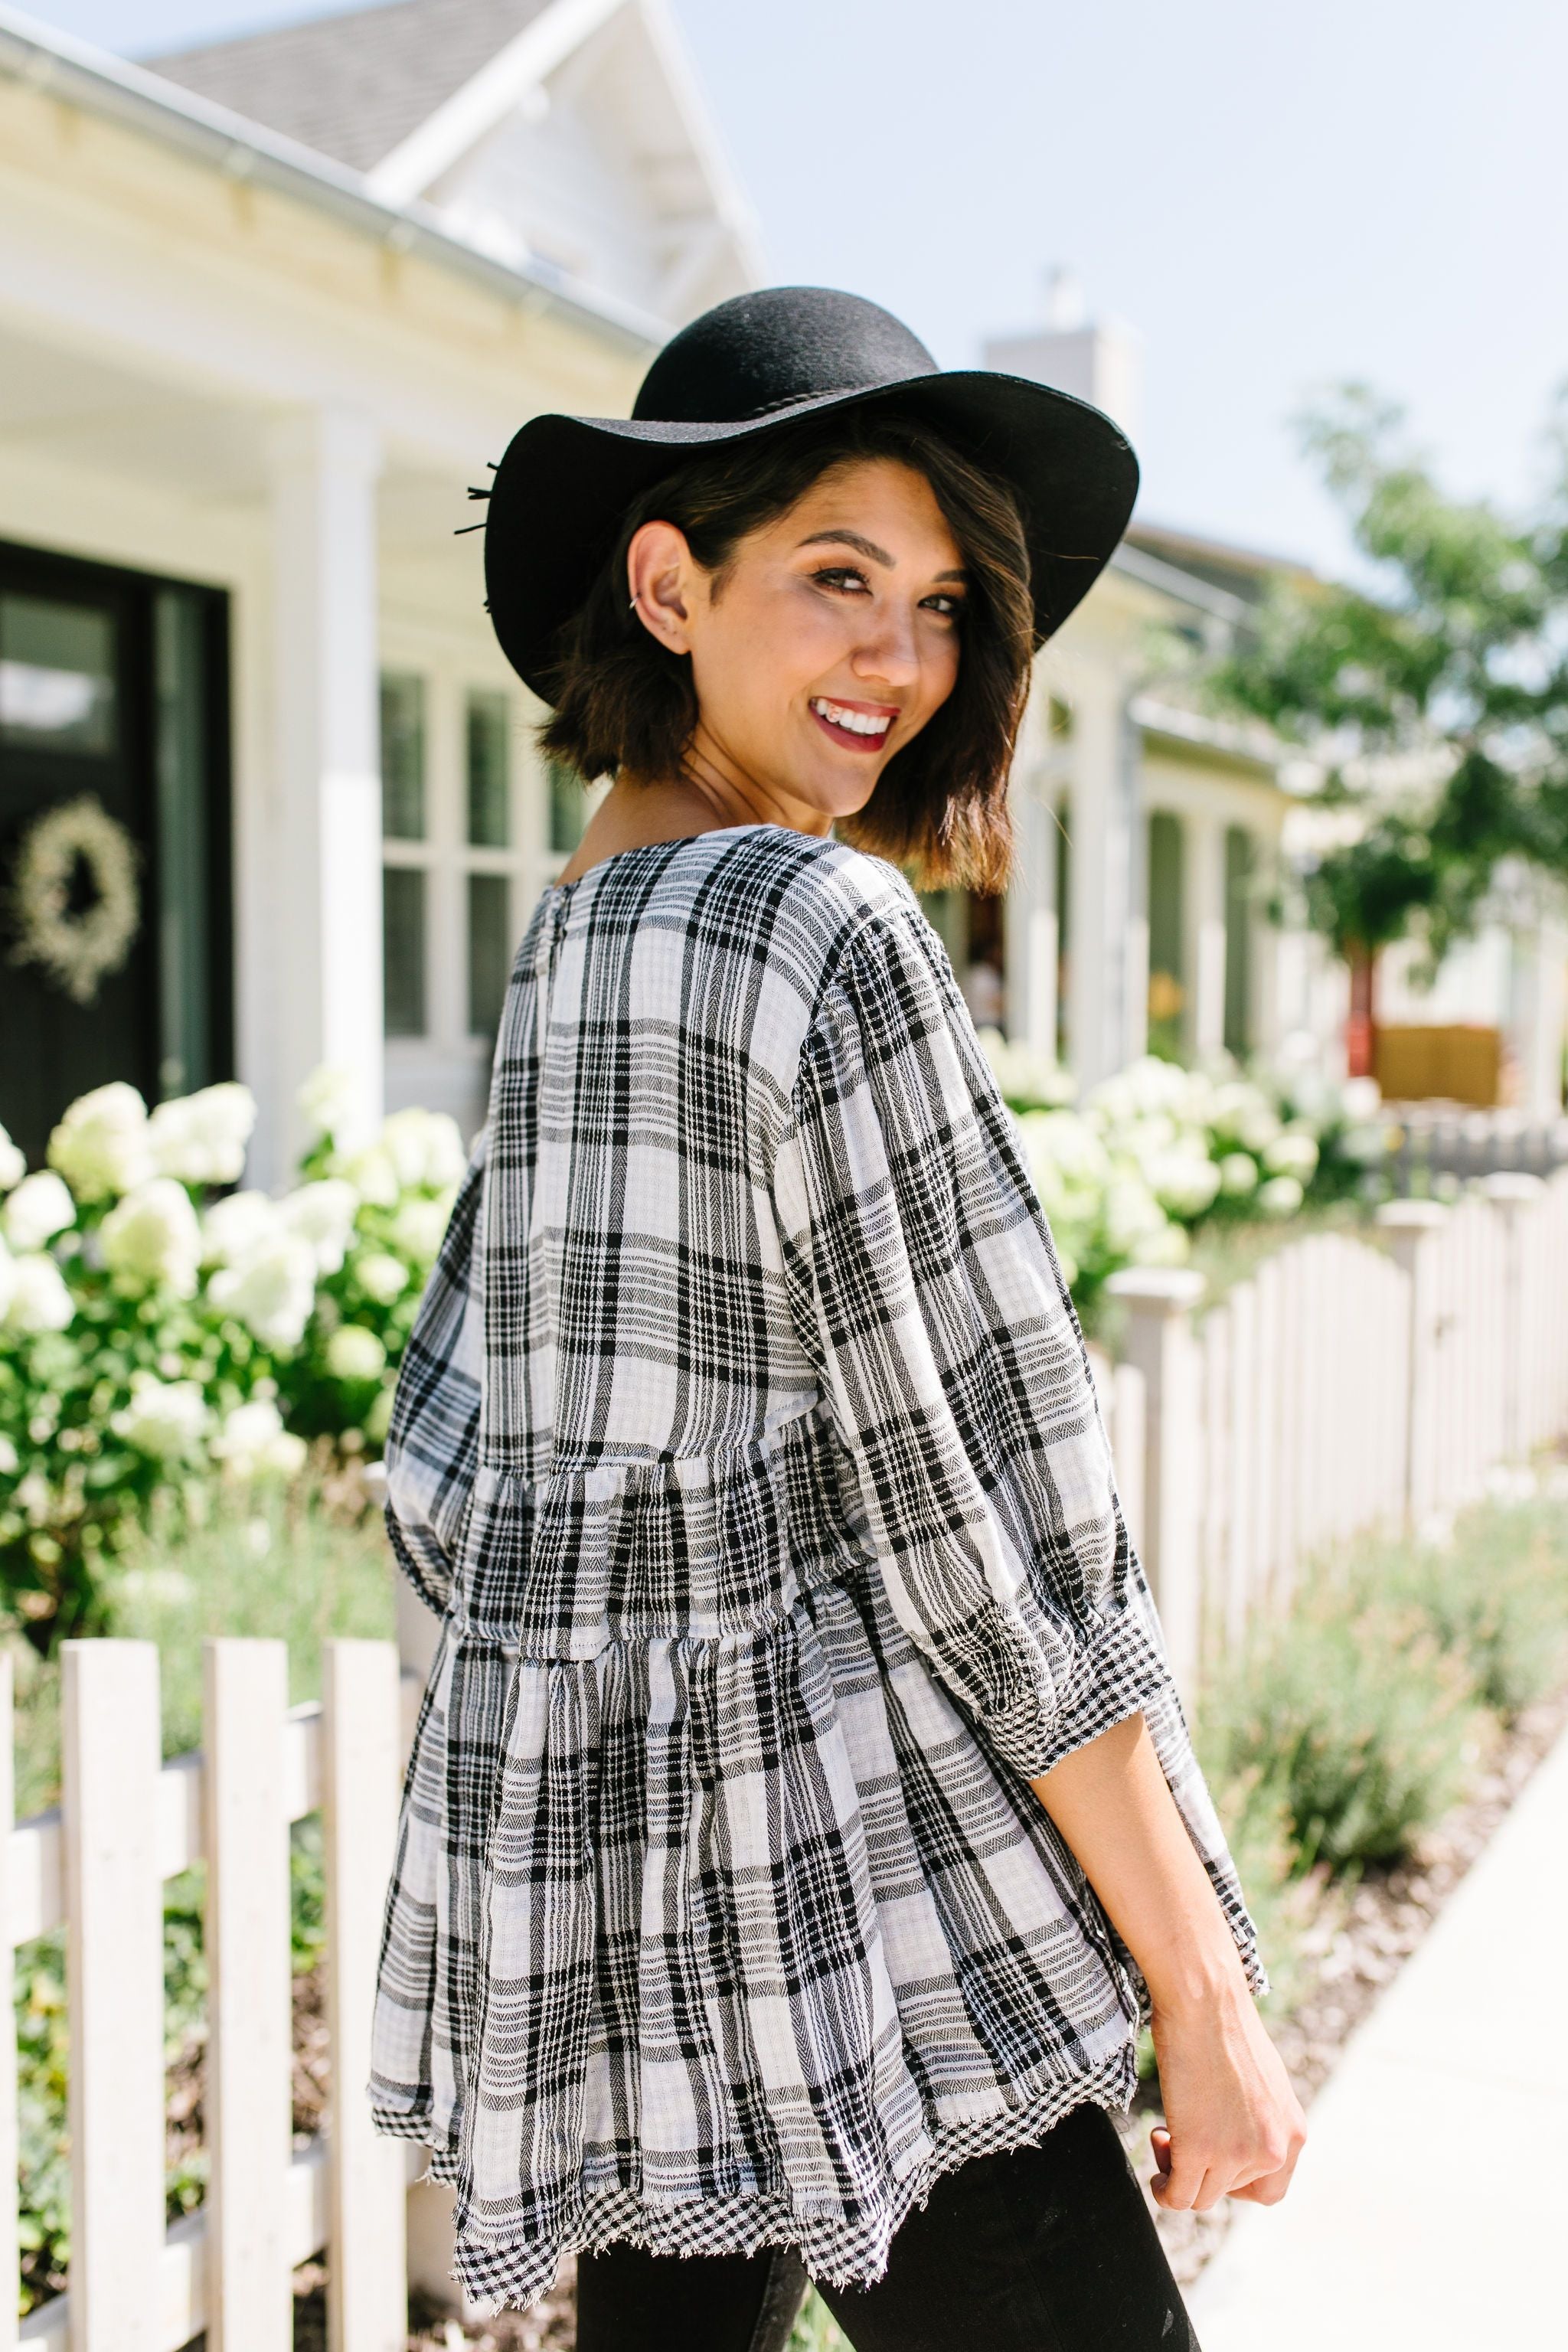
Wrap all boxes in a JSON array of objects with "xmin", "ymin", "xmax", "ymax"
[{"xmin": 479, "ymin": 286, "xmax": 1139, "ymax": 698}]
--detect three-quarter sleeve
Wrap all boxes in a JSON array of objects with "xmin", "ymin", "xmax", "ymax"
[
  {"xmin": 381, "ymin": 1126, "xmax": 488, "ymax": 1616},
  {"xmin": 773, "ymin": 903, "xmax": 1265, "ymax": 1991}
]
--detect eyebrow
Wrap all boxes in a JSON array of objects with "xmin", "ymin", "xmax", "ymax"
[{"xmin": 796, "ymin": 529, "xmax": 969, "ymax": 583}]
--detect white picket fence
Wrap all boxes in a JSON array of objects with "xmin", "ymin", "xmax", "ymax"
[
  {"xmin": 0, "ymin": 1640, "xmax": 419, "ymax": 2352},
  {"xmin": 8, "ymin": 1169, "xmax": 1568, "ymax": 2350},
  {"xmin": 1093, "ymin": 1168, "xmax": 1568, "ymax": 1696}
]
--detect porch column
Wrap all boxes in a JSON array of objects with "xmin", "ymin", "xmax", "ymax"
[
  {"xmin": 1005, "ymin": 763, "xmax": 1059, "ymax": 1063},
  {"xmin": 1513, "ymin": 916, "xmax": 1567, "ymax": 1119},
  {"xmin": 1189, "ymin": 811, "xmax": 1227, "ymax": 1060},
  {"xmin": 1066, "ymin": 669, "xmax": 1138, "ymax": 1088},
  {"xmin": 268, "ymin": 407, "xmax": 384, "ymax": 1174}
]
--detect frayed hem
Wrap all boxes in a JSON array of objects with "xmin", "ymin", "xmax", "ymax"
[{"xmin": 442, "ymin": 2042, "xmax": 1140, "ymax": 2315}]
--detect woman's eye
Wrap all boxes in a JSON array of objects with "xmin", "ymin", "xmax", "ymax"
[
  {"xmin": 810, "ymin": 567, "xmax": 871, "ymax": 593},
  {"xmin": 923, "ymin": 593, "xmax": 964, "ymax": 621}
]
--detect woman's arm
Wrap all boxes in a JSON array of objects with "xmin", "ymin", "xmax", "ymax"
[{"xmin": 1032, "ymin": 1711, "xmax": 1307, "ymax": 2212}]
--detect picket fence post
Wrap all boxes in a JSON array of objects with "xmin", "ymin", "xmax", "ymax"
[
  {"xmin": 1480, "ymin": 1172, "xmax": 1547, "ymax": 1462},
  {"xmin": 61, "ymin": 1640, "xmax": 166, "ymax": 2352},
  {"xmin": 322, "ymin": 1640, "xmax": 407, "ymax": 2352},
  {"xmin": 203, "ymin": 1638, "xmax": 293, "ymax": 2352},
  {"xmin": 1376, "ymin": 1200, "xmax": 1450, "ymax": 1530},
  {"xmin": 1104, "ymin": 1267, "xmax": 1205, "ymax": 1700}
]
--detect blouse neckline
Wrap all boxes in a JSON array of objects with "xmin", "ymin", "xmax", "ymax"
[{"xmin": 545, "ymin": 820, "xmax": 808, "ymax": 900}]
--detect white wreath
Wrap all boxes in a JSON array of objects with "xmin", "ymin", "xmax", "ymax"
[{"xmin": 8, "ymin": 792, "xmax": 142, "ymax": 1008}]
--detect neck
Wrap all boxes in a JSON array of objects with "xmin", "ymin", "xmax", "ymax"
[{"xmin": 593, "ymin": 724, "xmax": 837, "ymax": 854}]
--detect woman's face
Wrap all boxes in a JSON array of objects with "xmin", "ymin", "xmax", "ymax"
[{"xmin": 626, "ymin": 456, "xmax": 967, "ymax": 824}]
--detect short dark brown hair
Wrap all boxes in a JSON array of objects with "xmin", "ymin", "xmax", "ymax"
[{"xmin": 534, "ymin": 408, "xmax": 1035, "ymax": 893}]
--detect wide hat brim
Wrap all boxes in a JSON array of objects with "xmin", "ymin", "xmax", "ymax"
[{"xmin": 483, "ymin": 366, "xmax": 1139, "ymax": 701}]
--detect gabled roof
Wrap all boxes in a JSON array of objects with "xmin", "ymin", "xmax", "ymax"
[{"xmin": 145, "ymin": 0, "xmax": 554, "ymax": 177}]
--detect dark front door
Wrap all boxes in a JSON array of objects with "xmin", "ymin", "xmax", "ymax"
[{"xmin": 0, "ymin": 541, "xmax": 232, "ymax": 1171}]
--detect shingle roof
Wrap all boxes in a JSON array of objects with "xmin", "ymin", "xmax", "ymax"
[{"xmin": 143, "ymin": 0, "xmax": 554, "ymax": 176}]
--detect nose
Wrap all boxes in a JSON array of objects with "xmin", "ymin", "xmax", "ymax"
[{"xmin": 849, "ymin": 598, "xmax": 921, "ymax": 693}]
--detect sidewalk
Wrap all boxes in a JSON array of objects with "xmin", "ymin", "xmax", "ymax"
[{"xmin": 1189, "ymin": 1720, "xmax": 1568, "ymax": 2350}]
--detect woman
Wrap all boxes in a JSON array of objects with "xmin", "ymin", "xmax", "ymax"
[{"xmin": 371, "ymin": 287, "xmax": 1304, "ymax": 2350}]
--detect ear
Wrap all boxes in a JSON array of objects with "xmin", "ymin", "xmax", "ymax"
[{"xmin": 627, "ymin": 520, "xmax": 696, "ymax": 655}]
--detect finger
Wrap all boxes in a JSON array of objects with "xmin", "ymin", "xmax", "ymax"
[
  {"xmin": 1150, "ymin": 2127, "xmax": 1173, "ymax": 2177},
  {"xmin": 1150, "ymin": 2149, "xmax": 1206, "ymax": 2213}
]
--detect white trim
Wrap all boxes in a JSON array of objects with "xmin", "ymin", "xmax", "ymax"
[
  {"xmin": 365, "ymin": 0, "xmax": 629, "ymax": 207},
  {"xmin": 632, "ymin": 0, "xmax": 764, "ymax": 285},
  {"xmin": 0, "ymin": 1, "xmax": 662, "ymax": 348}
]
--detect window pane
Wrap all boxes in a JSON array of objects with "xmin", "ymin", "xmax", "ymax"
[
  {"xmin": 383, "ymin": 865, "xmax": 426, "ymax": 1036},
  {"xmin": 1146, "ymin": 812, "xmax": 1187, "ymax": 1061},
  {"xmin": 1224, "ymin": 826, "xmax": 1255, "ymax": 1057},
  {"xmin": 548, "ymin": 759, "xmax": 586, "ymax": 855},
  {"xmin": 380, "ymin": 672, "xmax": 425, "ymax": 841},
  {"xmin": 468, "ymin": 873, "xmax": 511, "ymax": 1037},
  {"xmin": 0, "ymin": 594, "xmax": 116, "ymax": 753},
  {"xmin": 466, "ymin": 689, "xmax": 511, "ymax": 847}
]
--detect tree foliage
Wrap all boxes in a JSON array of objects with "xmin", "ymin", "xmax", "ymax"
[{"xmin": 1212, "ymin": 385, "xmax": 1568, "ymax": 966}]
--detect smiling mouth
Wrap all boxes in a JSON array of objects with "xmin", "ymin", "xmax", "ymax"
[{"xmin": 809, "ymin": 696, "xmax": 896, "ymax": 752}]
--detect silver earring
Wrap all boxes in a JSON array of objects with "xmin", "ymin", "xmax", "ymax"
[{"xmin": 629, "ymin": 593, "xmax": 639, "ymax": 612}]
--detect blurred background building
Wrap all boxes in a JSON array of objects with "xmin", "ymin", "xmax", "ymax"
[{"xmin": 2, "ymin": 0, "xmax": 1561, "ymax": 1185}]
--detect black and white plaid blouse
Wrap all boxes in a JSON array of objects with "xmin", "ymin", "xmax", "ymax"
[{"xmin": 369, "ymin": 821, "xmax": 1263, "ymax": 2316}]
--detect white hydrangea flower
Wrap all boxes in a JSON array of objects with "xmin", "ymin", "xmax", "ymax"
[
  {"xmin": 336, "ymin": 1142, "xmax": 400, "ymax": 1208},
  {"xmin": 378, "ymin": 1106, "xmax": 467, "ymax": 1192},
  {"xmin": 0, "ymin": 1433, "xmax": 18, "ymax": 1476},
  {"xmin": 0, "ymin": 1124, "xmax": 24, "ymax": 1194},
  {"xmin": 1340, "ymin": 1076, "xmax": 1383, "ymax": 1121},
  {"xmin": 5, "ymin": 1252, "xmax": 75, "ymax": 1334},
  {"xmin": 201, "ymin": 1189, "xmax": 281, "ymax": 1269},
  {"xmin": 1263, "ymin": 1130, "xmax": 1319, "ymax": 1184},
  {"xmin": 5, "ymin": 1170, "xmax": 75, "ymax": 1253},
  {"xmin": 110, "ymin": 1370, "xmax": 211, "ymax": 1459},
  {"xmin": 277, "ymin": 1179, "xmax": 359, "ymax": 1275},
  {"xmin": 1256, "ymin": 1174, "xmax": 1305, "ymax": 1219},
  {"xmin": 1130, "ymin": 1220, "xmax": 1192, "ymax": 1268},
  {"xmin": 299, "ymin": 1063, "xmax": 364, "ymax": 1143},
  {"xmin": 1147, "ymin": 1147, "xmax": 1222, "ymax": 1220},
  {"xmin": 1218, "ymin": 1152, "xmax": 1259, "ymax": 1197},
  {"xmin": 1103, "ymin": 1173, "xmax": 1169, "ymax": 1256},
  {"xmin": 47, "ymin": 1081, "xmax": 155, "ymax": 1202},
  {"xmin": 211, "ymin": 1397, "xmax": 308, "ymax": 1481},
  {"xmin": 207, "ymin": 1233, "xmax": 318, "ymax": 1351},
  {"xmin": 354, "ymin": 1250, "xmax": 410, "ymax": 1305},
  {"xmin": 326, "ymin": 1325, "xmax": 387, "ymax": 1383},
  {"xmin": 100, "ymin": 1180, "xmax": 203, "ymax": 1298},
  {"xmin": 388, "ymin": 1194, "xmax": 452, "ymax": 1264},
  {"xmin": 148, "ymin": 1083, "xmax": 256, "ymax": 1186}
]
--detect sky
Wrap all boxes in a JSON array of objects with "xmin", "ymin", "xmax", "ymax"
[{"xmin": 20, "ymin": 0, "xmax": 1568, "ymax": 576}]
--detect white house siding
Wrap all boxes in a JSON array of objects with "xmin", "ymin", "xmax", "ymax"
[{"xmin": 0, "ymin": 59, "xmax": 648, "ymax": 1187}]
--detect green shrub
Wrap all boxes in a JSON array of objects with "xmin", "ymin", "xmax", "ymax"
[
  {"xmin": 1204, "ymin": 1597, "xmax": 1478, "ymax": 1873},
  {"xmin": 1353, "ymin": 1500, "xmax": 1568, "ymax": 1721}
]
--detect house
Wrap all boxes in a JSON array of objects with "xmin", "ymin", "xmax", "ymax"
[
  {"xmin": 954, "ymin": 285, "xmax": 1321, "ymax": 1093},
  {"xmin": 0, "ymin": 0, "xmax": 757, "ymax": 1184}
]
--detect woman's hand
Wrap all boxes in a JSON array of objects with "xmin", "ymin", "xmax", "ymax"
[
  {"xmin": 1147, "ymin": 1981, "xmax": 1306, "ymax": 2211},
  {"xmin": 1031, "ymin": 1710, "xmax": 1307, "ymax": 2212}
]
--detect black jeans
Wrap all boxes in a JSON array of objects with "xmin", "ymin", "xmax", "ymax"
[{"xmin": 575, "ymin": 2102, "xmax": 1200, "ymax": 2351}]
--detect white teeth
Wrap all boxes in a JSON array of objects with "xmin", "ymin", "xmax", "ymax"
[{"xmin": 812, "ymin": 698, "xmax": 891, "ymax": 738}]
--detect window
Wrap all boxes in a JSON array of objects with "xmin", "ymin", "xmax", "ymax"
[
  {"xmin": 381, "ymin": 671, "xmax": 429, "ymax": 1035},
  {"xmin": 380, "ymin": 672, "xmax": 425, "ymax": 841},
  {"xmin": 384, "ymin": 868, "xmax": 427, "ymax": 1037},
  {"xmin": 1224, "ymin": 825, "xmax": 1255, "ymax": 1057},
  {"xmin": 1147, "ymin": 810, "xmax": 1186, "ymax": 1062},
  {"xmin": 548, "ymin": 759, "xmax": 586, "ymax": 855},
  {"xmin": 466, "ymin": 689, "xmax": 510, "ymax": 848},
  {"xmin": 0, "ymin": 593, "xmax": 117, "ymax": 753},
  {"xmin": 467, "ymin": 873, "xmax": 511, "ymax": 1036}
]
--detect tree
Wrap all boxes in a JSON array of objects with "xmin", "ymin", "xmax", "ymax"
[{"xmin": 1211, "ymin": 386, "xmax": 1568, "ymax": 1060}]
